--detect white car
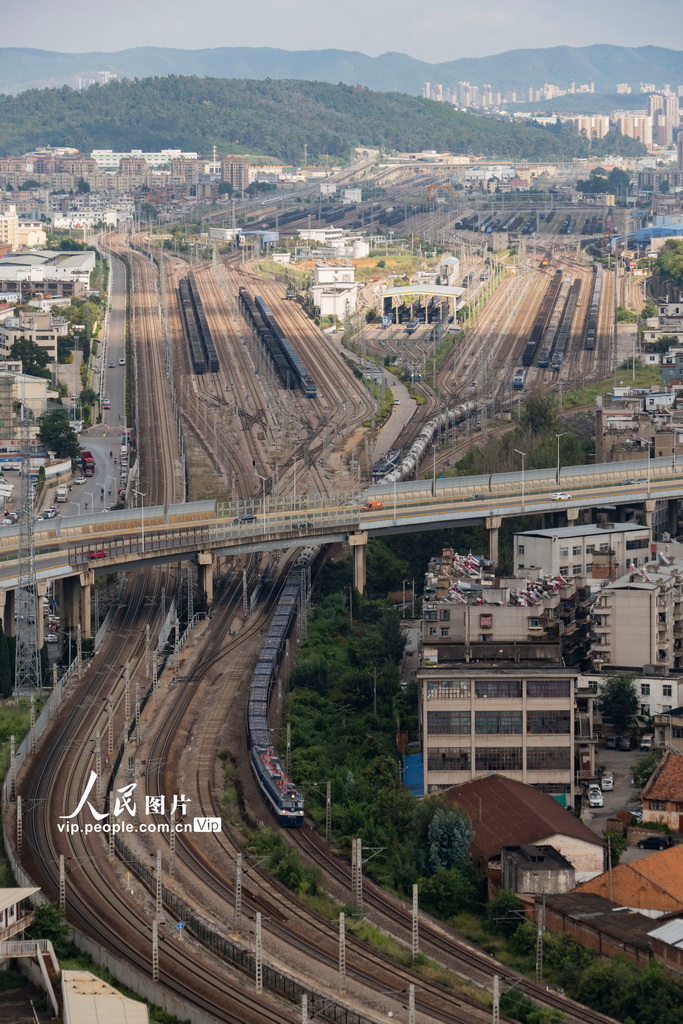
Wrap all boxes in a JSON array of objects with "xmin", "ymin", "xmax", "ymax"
[
  {"xmin": 601, "ymin": 773, "xmax": 614, "ymax": 791},
  {"xmin": 551, "ymin": 492, "xmax": 572, "ymax": 501},
  {"xmin": 46, "ymin": 633, "xmax": 59, "ymax": 643},
  {"xmin": 74, "ymin": 476, "xmax": 87, "ymax": 485},
  {"xmin": 588, "ymin": 788, "xmax": 604, "ymax": 808}
]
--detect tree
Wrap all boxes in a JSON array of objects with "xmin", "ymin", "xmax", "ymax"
[
  {"xmin": 418, "ymin": 866, "xmax": 479, "ymax": 917},
  {"xmin": 25, "ymin": 902, "xmax": 76, "ymax": 960},
  {"xmin": 426, "ymin": 806, "xmax": 473, "ymax": 871},
  {"xmin": 598, "ymin": 673, "xmax": 638, "ymax": 734},
  {"xmin": 37, "ymin": 410, "xmax": 81, "ymax": 461},
  {"xmin": 217, "ymin": 181, "xmax": 233, "ymax": 196},
  {"xmin": 487, "ymin": 888, "xmax": 524, "ymax": 937},
  {"xmin": 9, "ymin": 337, "xmax": 52, "ymax": 380},
  {"xmin": 604, "ymin": 828, "xmax": 628, "ymax": 866},
  {"xmin": 76, "ymin": 177, "xmax": 90, "ymax": 193},
  {"xmin": 631, "ymin": 748, "xmax": 663, "ymax": 789}
]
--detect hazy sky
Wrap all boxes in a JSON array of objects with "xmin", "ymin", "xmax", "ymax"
[{"xmin": 4, "ymin": 0, "xmax": 682, "ymax": 61}]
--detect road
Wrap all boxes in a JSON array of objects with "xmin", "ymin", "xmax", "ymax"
[{"xmin": 582, "ymin": 743, "xmax": 655, "ymax": 865}]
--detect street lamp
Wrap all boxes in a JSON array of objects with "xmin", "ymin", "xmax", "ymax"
[
  {"xmin": 555, "ymin": 433, "xmax": 566, "ymax": 487},
  {"xmin": 134, "ymin": 489, "xmax": 146, "ymax": 554},
  {"xmin": 514, "ymin": 449, "xmax": 526, "ymax": 511},
  {"xmin": 84, "ymin": 491, "xmax": 94, "ymax": 513},
  {"xmin": 256, "ymin": 474, "xmax": 268, "ymax": 533}
]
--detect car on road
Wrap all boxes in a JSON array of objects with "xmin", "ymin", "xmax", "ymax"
[
  {"xmin": 624, "ymin": 477, "xmax": 647, "ymax": 485},
  {"xmin": 551, "ymin": 492, "xmax": 572, "ymax": 501},
  {"xmin": 232, "ymin": 514, "xmax": 257, "ymax": 525},
  {"xmin": 119, "ymin": 357, "xmax": 125, "ymax": 366},
  {"xmin": 74, "ymin": 476, "xmax": 87, "ymax": 485},
  {"xmin": 588, "ymin": 788, "xmax": 604, "ymax": 808},
  {"xmin": 46, "ymin": 633, "xmax": 59, "ymax": 643},
  {"xmin": 88, "ymin": 549, "xmax": 107, "ymax": 559},
  {"xmin": 108, "ymin": 361, "xmax": 115, "ymax": 368},
  {"xmin": 393, "ymin": 399, "xmax": 401, "ymax": 405},
  {"xmin": 637, "ymin": 835, "xmax": 673, "ymax": 851},
  {"xmin": 41, "ymin": 507, "xmax": 58, "ymax": 519},
  {"xmin": 600, "ymin": 772, "xmax": 614, "ymax": 791}
]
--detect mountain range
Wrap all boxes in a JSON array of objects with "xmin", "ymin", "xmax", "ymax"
[{"xmin": 2, "ymin": 44, "xmax": 683, "ymax": 98}]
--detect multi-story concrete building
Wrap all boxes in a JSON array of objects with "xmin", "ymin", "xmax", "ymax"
[
  {"xmin": 0, "ymin": 310, "xmax": 67, "ymax": 362},
  {"xmin": 0, "ymin": 250, "xmax": 95, "ymax": 301},
  {"xmin": 310, "ymin": 261, "xmax": 359, "ymax": 320},
  {"xmin": 417, "ymin": 548, "xmax": 595, "ymax": 798},
  {"xmin": 592, "ymin": 560, "xmax": 683, "ymax": 672},
  {"xmin": 221, "ymin": 156, "xmax": 249, "ymax": 194},
  {"xmin": 515, "ymin": 522, "xmax": 652, "ymax": 581}
]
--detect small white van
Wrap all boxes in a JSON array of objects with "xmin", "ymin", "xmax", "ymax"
[
  {"xmin": 56, "ymin": 485, "xmax": 68, "ymax": 502},
  {"xmin": 640, "ymin": 734, "xmax": 654, "ymax": 751}
]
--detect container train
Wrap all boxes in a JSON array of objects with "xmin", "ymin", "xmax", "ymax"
[
  {"xmin": 177, "ymin": 274, "xmax": 220, "ymax": 374},
  {"xmin": 583, "ymin": 264, "xmax": 602, "ymax": 352},
  {"xmin": 238, "ymin": 287, "xmax": 317, "ymax": 398},
  {"xmin": 247, "ymin": 552, "xmax": 317, "ymax": 827}
]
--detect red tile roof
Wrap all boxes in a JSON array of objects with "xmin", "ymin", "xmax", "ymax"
[
  {"xmin": 642, "ymin": 751, "xmax": 683, "ymax": 803},
  {"xmin": 442, "ymin": 774, "xmax": 603, "ymax": 863}
]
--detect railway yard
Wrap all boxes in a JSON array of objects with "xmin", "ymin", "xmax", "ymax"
[{"xmin": 4, "ymin": 175, "xmax": 633, "ymax": 1024}]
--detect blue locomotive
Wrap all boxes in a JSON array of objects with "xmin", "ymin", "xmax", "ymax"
[{"xmin": 247, "ymin": 552, "xmax": 316, "ymax": 826}]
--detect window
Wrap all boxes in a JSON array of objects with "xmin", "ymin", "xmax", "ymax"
[
  {"xmin": 572, "ymin": 546, "xmax": 581, "ymax": 556},
  {"xmin": 440, "ymin": 609, "xmax": 450, "ymax": 621},
  {"xmin": 440, "ymin": 628, "xmax": 450, "ymax": 637},
  {"xmin": 517, "ymin": 544, "xmax": 525, "ymax": 555},
  {"xmin": 586, "ymin": 544, "xmax": 595, "ymax": 554},
  {"xmin": 526, "ymin": 747, "xmax": 571, "ymax": 770},
  {"xmin": 559, "ymin": 566, "xmax": 569, "ymax": 576},
  {"xmin": 427, "ymin": 748, "xmax": 471, "ymax": 771},
  {"xmin": 529, "ymin": 617, "xmax": 541, "ymax": 628},
  {"xmin": 475, "ymin": 747, "xmax": 522, "ymax": 771},
  {"xmin": 559, "ymin": 547, "xmax": 568, "ymax": 557},
  {"xmin": 475, "ymin": 711, "xmax": 522, "ymax": 734},
  {"xmin": 526, "ymin": 680, "xmax": 571, "ymax": 698},
  {"xmin": 428, "ymin": 627, "xmax": 436, "ymax": 637},
  {"xmin": 424, "ymin": 610, "xmax": 437, "ymax": 621},
  {"xmin": 427, "ymin": 711, "xmax": 471, "ymax": 735},
  {"xmin": 600, "ymin": 543, "xmax": 609, "ymax": 552},
  {"xmin": 648, "ymin": 799, "xmax": 665, "ymax": 811},
  {"xmin": 626, "ymin": 538, "xmax": 649, "ymax": 550},
  {"xmin": 527, "ymin": 710, "xmax": 571, "ymax": 734},
  {"xmin": 585, "ymin": 564, "xmax": 593, "ymax": 574},
  {"xmin": 572, "ymin": 565, "xmax": 581, "ymax": 576},
  {"xmin": 475, "ymin": 679, "xmax": 522, "ymax": 698},
  {"xmin": 427, "ymin": 680, "xmax": 470, "ymax": 699},
  {"xmin": 663, "ymin": 685, "xmax": 673, "ymax": 697},
  {"xmin": 641, "ymin": 684, "xmax": 651, "ymax": 696}
]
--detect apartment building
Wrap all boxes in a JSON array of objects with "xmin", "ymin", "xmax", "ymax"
[
  {"xmin": 0, "ymin": 310, "xmax": 67, "ymax": 361},
  {"xmin": 514, "ymin": 523, "xmax": 651, "ymax": 582},
  {"xmin": 221, "ymin": 156, "xmax": 249, "ymax": 194},
  {"xmin": 417, "ymin": 548, "xmax": 595, "ymax": 798},
  {"xmin": 592, "ymin": 560, "xmax": 683, "ymax": 672}
]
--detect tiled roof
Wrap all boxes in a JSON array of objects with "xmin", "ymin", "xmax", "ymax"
[
  {"xmin": 576, "ymin": 844, "xmax": 683, "ymax": 910},
  {"xmin": 442, "ymin": 774, "xmax": 603, "ymax": 862},
  {"xmin": 642, "ymin": 751, "xmax": 683, "ymax": 802}
]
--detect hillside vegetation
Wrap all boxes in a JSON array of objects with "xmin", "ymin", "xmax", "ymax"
[
  {"xmin": 655, "ymin": 239, "xmax": 683, "ymax": 291},
  {"xmin": 0, "ymin": 76, "xmax": 644, "ymax": 163}
]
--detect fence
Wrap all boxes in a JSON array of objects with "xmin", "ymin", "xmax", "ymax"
[{"xmin": 116, "ymin": 838, "xmax": 372, "ymax": 1024}]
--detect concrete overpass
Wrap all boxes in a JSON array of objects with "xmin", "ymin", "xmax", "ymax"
[{"xmin": 4, "ymin": 455, "xmax": 683, "ymax": 641}]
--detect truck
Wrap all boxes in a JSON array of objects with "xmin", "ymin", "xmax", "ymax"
[
  {"xmin": 81, "ymin": 450, "xmax": 96, "ymax": 477},
  {"xmin": 55, "ymin": 485, "xmax": 68, "ymax": 502}
]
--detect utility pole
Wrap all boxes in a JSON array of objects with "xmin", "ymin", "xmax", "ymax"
[
  {"xmin": 338, "ymin": 912, "xmax": 346, "ymax": 991},
  {"xmin": 14, "ymin": 383, "xmax": 41, "ymax": 695}
]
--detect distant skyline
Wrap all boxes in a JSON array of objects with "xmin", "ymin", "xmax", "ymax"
[{"xmin": 5, "ymin": 0, "xmax": 683, "ymax": 65}]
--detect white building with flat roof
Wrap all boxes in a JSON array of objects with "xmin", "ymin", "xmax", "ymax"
[
  {"xmin": 90, "ymin": 148, "xmax": 197, "ymax": 172},
  {"xmin": 514, "ymin": 522, "xmax": 651, "ymax": 581}
]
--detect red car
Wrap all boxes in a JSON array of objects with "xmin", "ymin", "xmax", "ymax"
[{"xmin": 88, "ymin": 550, "xmax": 107, "ymax": 559}]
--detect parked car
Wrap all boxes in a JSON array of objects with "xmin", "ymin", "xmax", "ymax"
[
  {"xmin": 588, "ymin": 788, "xmax": 604, "ymax": 808},
  {"xmin": 232, "ymin": 514, "xmax": 257, "ymax": 525},
  {"xmin": 605, "ymin": 736, "xmax": 617, "ymax": 749},
  {"xmin": 551, "ymin": 492, "xmax": 572, "ymax": 501},
  {"xmin": 631, "ymin": 806, "xmax": 643, "ymax": 824},
  {"xmin": 637, "ymin": 835, "xmax": 673, "ymax": 851},
  {"xmin": 46, "ymin": 633, "xmax": 59, "ymax": 643},
  {"xmin": 617, "ymin": 735, "xmax": 638, "ymax": 751},
  {"xmin": 600, "ymin": 773, "xmax": 614, "ymax": 791}
]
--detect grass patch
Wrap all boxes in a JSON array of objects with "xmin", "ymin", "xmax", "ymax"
[{"xmin": 559, "ymin": 363, "xmax": 663, "ymax": 411}]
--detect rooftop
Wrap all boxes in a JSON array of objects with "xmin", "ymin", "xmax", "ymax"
[
  {"xmin": 442, "ymin": 774, "xmax": 603, "ymax": 864},
  {"xmin": 517, "ymin": 523, "xmax": 649, "ymax": 540},
  {"xmin": 642, "ymin": 751, "xmax": 683, "ymax": 803},
  {"xmin": 543, "ymin": 892, "xmax": 654, "ymax": 949},
  {"xmin": 61, "ymin": 971, "xmax": 149, "ymax": 1024},
  {"xmin": 0, "ymin": 888, "xmax": 38, "ymax": 914}
]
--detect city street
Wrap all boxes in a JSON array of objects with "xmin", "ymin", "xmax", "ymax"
[{"xmin": 582, "ymin": 743, "xmax": 655, "ymax": 864}]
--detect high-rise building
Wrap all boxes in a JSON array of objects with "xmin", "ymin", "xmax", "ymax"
[
  {"xmin": 678, "ymin": 131, "xmax": 683, "ymax": 171},
  {"xmin": 220, "ymin": 156, "xmax": 249, "ymax": 194}
]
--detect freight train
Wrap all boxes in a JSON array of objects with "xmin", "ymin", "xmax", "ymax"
[
  {"xmin": 247, "ymin": 552, "xmax": 317, "ymax": 826},
  {"xmin": 238, "ymin": 287, "xmax": 317, "ymax": 397},
  {"xmin": 380, "ymin": 403, "xmax": 475, "ymax": 485},
  {"xmin": 522, "ymin": 269, "xmax": 563, "ymax": 367},
  {"xmin": 584, "ymin": 264, "xmax": 603, "ymax": 351},
  {"xmin": 177, "ymin": 275, "xmax": 220, "ymax": 374},
  {"xmin": 550, "ymin": 278, "xmax": 581, "ymax": 370}
]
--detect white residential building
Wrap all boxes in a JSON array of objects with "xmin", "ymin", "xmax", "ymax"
[{"xmin": 310, "ymin": 262, "xmax": 360, "ymax": 319}]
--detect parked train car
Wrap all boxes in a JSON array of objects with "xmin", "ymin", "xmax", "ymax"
[
  {"xmin": 238, "ymin": 286, "xmax": 295, "ymax": 387},
  {"xmin": 253, "ymin": 294, "xmax": 318, "ymax": 398},
  {"xmin": 187, "ymin": 272, "xmax": 220, "ymax": 373},
  {"xmin": 550, "ymin": 278, "xmax": 581, "ymax": 370},
  {"xmin": 247, "ymin": 552, "xmax": 317, "ymax": 827},
  {"xmin": 178, "ymin": 278, "xmax": 206, "ymax": 374},
  {"xmin": 522, "ymin": 269, "xmax": 563, "ymax": 367},
  {"xmin": 584, "ymin": 264, "xmax": 602, "ymax": 351},
  {"xmin": 382, "ymin": 403, "xmax": 475, "ymax": 484}
]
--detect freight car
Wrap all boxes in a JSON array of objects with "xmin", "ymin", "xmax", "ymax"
[
  {"xmin": 584, "ymin": 264, "xmax": 602, "ymax": 351},
  {"xmin": 247, "ymin": 552, "xmax": 318, "ymax": 826},
  {"xmin": 254, "ymin": 294, "xmax": 317, "ymax": 397},
  {"xmin": 187, "ymin": 273, "xmax": 219, "ymax": 373},
  {"xmin": 522, "ymin": 269, "xmax": 563, "ymax": 367},
  {"xmin": 178, "ymin": 278, "xmax": 206, "ymax": 374},
  {"xmin": 238, "ymin": 287, "xmax": 292, "ymax": 385},
  {"xmin": 550, "ymin": 278, "xmax": 581, "ymax": 370}
]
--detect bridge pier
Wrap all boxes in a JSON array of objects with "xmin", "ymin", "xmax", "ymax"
[
  {"xmin": 666, "ymin": 498, "xmax": 679, "ymax": 537},
  {"xmin": 644, "ymin": 499, "xmax": 656, "ymax": 532},
  {"xmin": 61, "ymin": 573, "xmax": 93, "ymax": 637},
  {"xmin": 349, "ymin": 532, "xmax": 368, "ymax": 595},
  {"xmin": 80, "ymin": 571, "xmax": 93, "ymax": 638},
  {"xmin": 197, "ymin": 552, "xmax": 214, "ymax": 607},
  {"xmin": 35, "ymin": 581, "xmax": 47, "ymax": 650},
  {"xmin": 485, "ymin": 515, "xmax": 502, "ymax": 566},
  {"xmin": 0, "ymin": 589, "xmax": 15, "ymax": 638}
]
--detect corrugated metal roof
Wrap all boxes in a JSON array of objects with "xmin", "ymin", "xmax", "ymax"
[
  {"xmin": 62, "ymin": 971, "xmax": 148, "ymax": 1024},
  {"xmin": 649, "ymin": 918, "xmax": 683, "ymax": 947},
  {"xmin": 0, "ymin": 888, "xmax": 38, "ymax": 913}
]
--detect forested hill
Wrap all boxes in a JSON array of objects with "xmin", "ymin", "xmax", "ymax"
[{"xmin": 0, "ymin": 76, "xmax": 644, "ymax": 162}]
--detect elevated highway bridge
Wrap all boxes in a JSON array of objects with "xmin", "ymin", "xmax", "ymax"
[{"xmin": 4, "ymin": 455, "xmax": 683, "ymax": 641}]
